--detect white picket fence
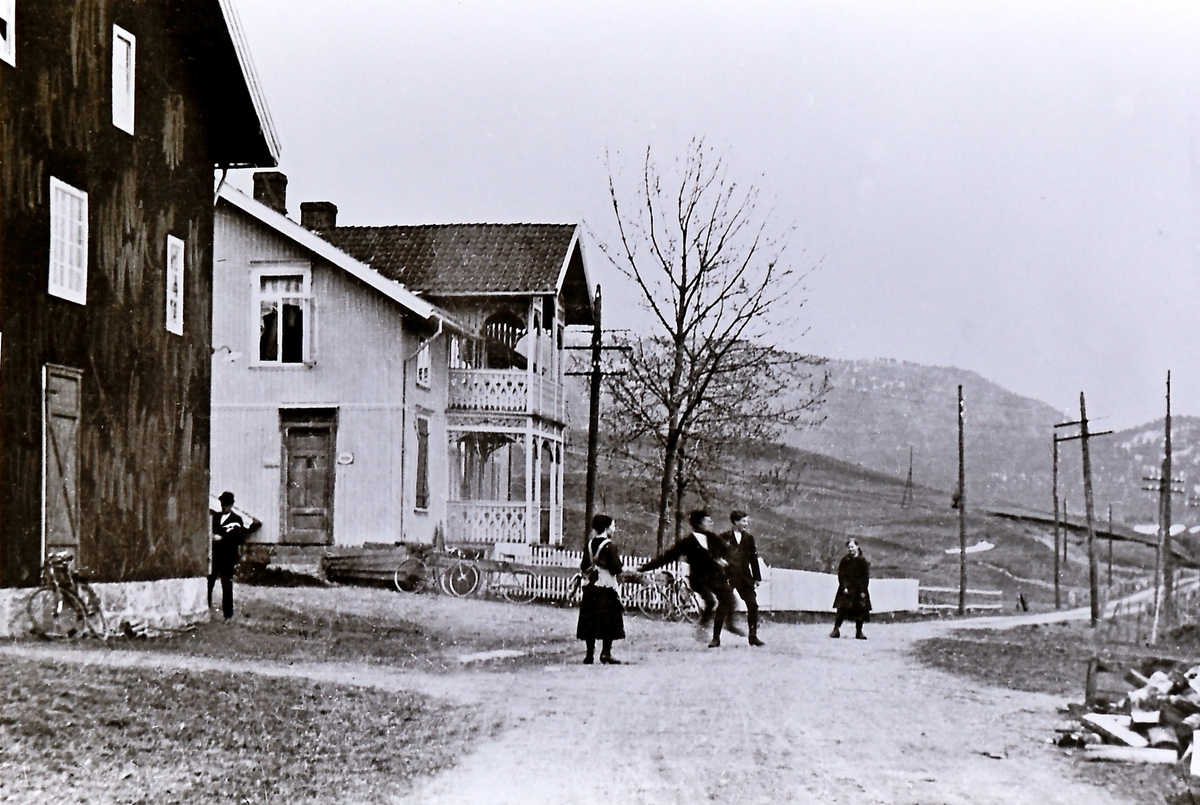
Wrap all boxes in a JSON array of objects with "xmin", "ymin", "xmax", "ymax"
[{"xmin": 495, "ymin": 544, "xmax": 921, "ymax": 613}]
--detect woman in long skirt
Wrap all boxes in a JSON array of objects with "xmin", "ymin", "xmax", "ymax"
[
  {"xmin": 577, "ymin": 514, "xmax": 625, "ymax": 664},
  {"xmin": 831, "ymin": 538, "xmax": 872, "ymax": 640}
]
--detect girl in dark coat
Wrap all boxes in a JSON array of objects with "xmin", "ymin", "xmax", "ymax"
[
  {"xmin": 576, "ymin": 514, "xmax": 625, "ymax": 664},
  {"xmin": 831, "ymin": 539, "xmax": 871, "ymax": 640}
]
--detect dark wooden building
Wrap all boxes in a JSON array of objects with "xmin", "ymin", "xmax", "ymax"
[{"xmin": 0, "ymin": 0, "xmax": 278, "ymax": 587}]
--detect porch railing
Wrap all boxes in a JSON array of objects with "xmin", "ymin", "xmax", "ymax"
[
  {"xmin": 446, "ymin": 501, "xmax": 527, "ymax": 543},
  {"xmin": 448, "ymin": 369, "xmax": 564, "ymax": 422}
]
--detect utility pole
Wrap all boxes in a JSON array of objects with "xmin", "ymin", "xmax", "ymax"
[
  {"xmin": 583, "ymin": 285, "xmax": 602, "ymax": 545},
  {"xmin": 1108, "ymin": 504, "xmax": 1113, "ymax": 588},
  {"xmin": 1145, "ymin": 372, "xmax": 1185, "ymax": 642},
  {"xmin": 1162, "ymin": 372, "xmax": 1174, "ymax": 631},
  {"xmin": 958, "ymin": 385, "xmax": 967, "ymax": 616},
  {"xmin": 1055, "ymin": 400, "xmax": 1114, "ymax": 627},
  {"xmin": 1052, "ymin": 435, "xmax": 1061, "ymax": 610},
  {"xmin": 900, "ymin": 446, "xmax": 914, "ymax": 508},
  {"xmin": 1080, "ymin": 393, "xmax": 1100, "ymax": 627},
  {"xmin": 565, "ymin": 284, "xmax": 630, "ymax": 547}
]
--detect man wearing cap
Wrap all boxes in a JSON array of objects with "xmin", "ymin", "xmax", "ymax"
[
  {"xmin": 722, "ymin": 510, "xmax": 765, "ymax": 647},
  {"xmin": 209, "ymin": 491, "xmax": 246, "ymax": 620}
]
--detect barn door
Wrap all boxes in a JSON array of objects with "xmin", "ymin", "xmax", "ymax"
[
  {"xmin": 281, "ymin": 409, "xmax": 336, "ymax": 545},
  {"xmin": 43, "ymin": 365, "xmax": 82, "ymax": 556}
]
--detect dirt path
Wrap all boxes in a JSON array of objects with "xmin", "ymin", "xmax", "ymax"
[{"xmin": 0, "ymin": 589, "xmax": 1132, "ymax": 805}]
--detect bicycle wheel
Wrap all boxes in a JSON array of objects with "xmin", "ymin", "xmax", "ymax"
[
  {"xmin": 75, "ymin": 582, "xmax": 108, "ymax": 640},
  {"xmin": 666, "ymin": 583, "xmax": 701, "ymax": 623},
  {"xmin": 566, "ymin": 574, "xmax": 584, "ymax": 607},
  {"xmin": 393, "ymin": 559, "xmax": 428, "ymax": 593},
  {"xmin": 441, "ymin": 561, "xmax": 481, "ymax": 597},
  {"xmin": 27, "ymin": 587, "xmax": 85, "ymax": 639},
  {"xmin": 500, "ymin": 570, "xmax": 537, "ymax": 604},
  {"xmin": 635, "ymin": 584, "xmax": 669, "ymax": 620}
]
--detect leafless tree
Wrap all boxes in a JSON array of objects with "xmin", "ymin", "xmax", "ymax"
[{"xmin": 597, "ymin": 140, "xmax": 828, "ymax": 551}]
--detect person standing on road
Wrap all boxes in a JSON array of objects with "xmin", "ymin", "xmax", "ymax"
[
  {"xmin": 210, "ymin": 491, "xmax": 247, "ymax": 621},
  {"xmin": 639, "ymin": 510, "xmax": 736, "ymax": 648},
  {"xmin": 722, "ymin": 510, "xmax": 765, "ymax": 647},
  {"xmin": 830, "ymin": 539, "xmax": 871, "ymax": 640},
  {"xmin": 577, "ymin": 514, "xmax": 626, "ymax": 665}
]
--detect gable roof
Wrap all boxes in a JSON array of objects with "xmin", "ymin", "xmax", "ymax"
[
  {"xmin": 323, "ymin": 224, "xmax": 595, "ymax": 325},
  {"xmin": 216, "ymin": 184, "xmax": 465, "ymax": 332},
  {"xmin": 170, "ymin": 0, "xmax": 280, "ymax": 167}
]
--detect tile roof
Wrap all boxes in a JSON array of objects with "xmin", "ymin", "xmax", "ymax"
[{"xmin": 322, "ymin": 224, "xmax": 579, "ymax": 296}]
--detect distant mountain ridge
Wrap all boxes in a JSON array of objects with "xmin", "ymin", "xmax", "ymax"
[{"xmin": 785, "ymin": 358, "xmax": 1200, "ymax": 525}]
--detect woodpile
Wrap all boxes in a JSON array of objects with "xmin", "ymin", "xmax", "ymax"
[
  {"xmin": 323, "ymin": 543, "xmax": 411, "ymax": 585},
  {"xmin": 1057, "ymin": 657, "xmax": 1200, "ymax": 773}
]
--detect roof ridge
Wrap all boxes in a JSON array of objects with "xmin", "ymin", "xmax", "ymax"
[{"xmin": 330, "ymin": 222, "xmax": 578, "ymax": 230}]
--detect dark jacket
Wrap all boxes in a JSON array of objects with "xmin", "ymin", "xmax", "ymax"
[
  {"xmin": 640, "ymin": 532, "xmax": 727, "ymax": 583},
  {"xmin": 581, "ymin": 535, "xmax": 623, "ymax": 583},
  {"xmin": 833, "ymin": 552, "xmax": 871, "ymax": 616},
  {"xmin": 720, "ymin": 529, "xmax": 761, "ymax": 583},
  {"xmin": 211, "ymin": 510, "xmax": 246, "ymax": 576}
]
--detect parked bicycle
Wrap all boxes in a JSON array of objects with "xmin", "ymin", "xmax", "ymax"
[
  {"xmin": 636, "ymin": 569, "xmax": 702, "ymax": 622},
  {"xmin": 440, "ymin": 551, "xmax": 538, "ymax": 604},
  {"xmin": 27, "ymin": 550, "xmax": 108, "ymax": 640}
]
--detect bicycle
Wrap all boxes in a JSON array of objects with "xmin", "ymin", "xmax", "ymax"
[
  {"xmin": 484, "ymin": 554, "xmax": 538, "ymax": 604},
  {"xmin": 439, "ymin": 547, "xmax": 485, "ymax": 598},
  {"xmin": 27, "ymin": 550, "xmax": 108, "ymax": 640},
  {"xmin": 392, "ymin": 555, "xmax": 441, "ymax": 594},
  {"xmin": 637, "ymin": 570, "xmax": 702, "ymax": 622}
]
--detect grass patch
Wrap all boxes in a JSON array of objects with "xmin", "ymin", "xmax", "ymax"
[
  {"xmin": 0, "ymin": 655, "xmax": 478, "ymax": 804},
  {"xmin": 913, "ymin": 622, "xmax": 1200, "ymax": 804}
]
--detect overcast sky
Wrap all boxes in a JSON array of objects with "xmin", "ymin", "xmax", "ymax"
[{"xmin": 229, "ymin": 0, "xmax": 1200, "ymax": 430}]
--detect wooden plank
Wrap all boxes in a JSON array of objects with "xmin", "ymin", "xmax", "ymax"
[
  {"xmin": 1082, "ymin": 713, "xmax": 1150, "ymax": 748},
  {"xmin": 1131, "ymin": 709, "xmax": 1161, "ymax": 726},
  {"xmin": 919, "ymin": 587, "xmax": 1004, "ymax": 596},
  {"xmin": 1146, "ymin": 726, "xmax": 1179, "ymax": 749},
  {"xmin": 1084, "ymin": 745, "xmax": 1177, "ymax": 764}
]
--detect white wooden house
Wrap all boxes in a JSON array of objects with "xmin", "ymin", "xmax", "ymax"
[
  {"xmin": 211, "ymin": 177, "xmax": 462, "ymax": 548},
  {"xmin": 211, "ymin": 173, "xmax": 593, "ymax": 548},
  {"xmin": 324, "ymin": 222, "xmax": 594, "ymax": 546}
]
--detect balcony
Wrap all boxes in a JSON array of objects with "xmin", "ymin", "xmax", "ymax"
[
  {"xmin": 447, "ymin": 369, "xmax": 564, "ymax": 422},
  {"xmin": 447, "ymin": 501, "xmax": 528, "ymax": 544}
]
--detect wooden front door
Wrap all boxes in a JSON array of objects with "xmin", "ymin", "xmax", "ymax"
[
  {"xmin": 281, "ymin": 410, "xmax": 336, "ymax": 545},
  {"xmin": 43, "ymin": 365, "xmax": 82, "ymax": 555}
]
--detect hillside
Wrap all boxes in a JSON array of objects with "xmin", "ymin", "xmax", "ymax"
[
  {"xmin": 559, "ymin": 355, "xmax": 1182, "ymax": 607},
  {"xmin": 786, "ymin": 358, "xmax": 1200, "ymax": 526}
]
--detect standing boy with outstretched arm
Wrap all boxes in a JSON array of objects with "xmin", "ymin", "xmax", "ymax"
[{"xmin": 639, "ymin": 510, "xmax": 736, "ymax": 648}]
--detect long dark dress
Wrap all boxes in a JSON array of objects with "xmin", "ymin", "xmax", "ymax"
[
  {"xmin": 576, "ymin": 535, "xmax": 625, "ymax": 641},
  {"xmin": 833, "ymin": 552, "xmax": 872, "ymax": 622}
]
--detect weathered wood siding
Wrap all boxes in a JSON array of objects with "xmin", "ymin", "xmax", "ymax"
[
  {"xmin": 211, "ymin": 205, "xmax": 450, "ymax": 545},
  {"xmin": 1, "ymin": 2, "xmax": 225, "ymax": 585}
]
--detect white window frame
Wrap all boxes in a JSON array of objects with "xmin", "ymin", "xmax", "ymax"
[
  {"xmin": 165, "ymin": 235, "xmax": 184, "ymax": 336},
  {"xmin": 48, "ymin": 177, "xmax": 88, "ymax": 306},
  {"xmin": 415, "ymin": 341, "xmax": 431, "ymax": 388},
  {"xmin": 252, "ymin": 264, "xmax": 315, "ymax": 367},
  {"xmin": 111, "ymin": 25, "xmax": 135, "ymax": 134},
  {"xmin": 0, "ymin": 0, "xmax": 16, "ymax": 68}
]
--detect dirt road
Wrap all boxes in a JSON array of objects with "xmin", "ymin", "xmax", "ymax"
[{"xmin": 0, "ymin": 589, "xmax": 1130, "ymax": 805}]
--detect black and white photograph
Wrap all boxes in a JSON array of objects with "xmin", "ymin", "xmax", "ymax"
[{"xmin": 3, "ymin": 1, "xmax": 1200, "ymax": 802}]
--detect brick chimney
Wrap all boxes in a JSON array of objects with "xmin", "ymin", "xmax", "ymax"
[
  {"xmin": 252, "ymin": 171, "xmax": 288, "ymax": 216},
  {"xmin": 301, "ymin": 201, "xmax": 338, "ymax": 231}
]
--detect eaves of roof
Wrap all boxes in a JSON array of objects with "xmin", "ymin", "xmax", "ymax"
[{"xmin": 215, "ymin": 183, "xmax": 468, "ymax": 332}]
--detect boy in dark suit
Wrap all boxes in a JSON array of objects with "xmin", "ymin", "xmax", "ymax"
[
  {"xmin": 639, "ymin": 509, "xmax": 735, "ymax": 648},
  {"xmin": 722, "ymin": 510, "xmax": 765, "ymax": 646},
  {"xmin": 209, "ymin": 491, "xmax": 246, "ymax": 620}
]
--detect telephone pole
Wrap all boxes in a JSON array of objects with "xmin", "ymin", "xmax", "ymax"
[
  {"xmin": 900, "ymin": 446, "xmax": 914, "ymax": 508},
  {"xmin": 958, "ymin": 385, "xmax": 967, "ymax": 616},
  {"xmin": 565, "ymin": 284, "xmax": 630, "ymax": 546},
  {"xmin": 1052, "ymin": 435, "xmax": 1061, "ymax": 609},
  {"xmin": 583, "ymin": 286, "xmax": 602, "ymax": 544},
  {"xmin": 1054, "ymin": 397, "xmax": 1114, "ymax": 627}
]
